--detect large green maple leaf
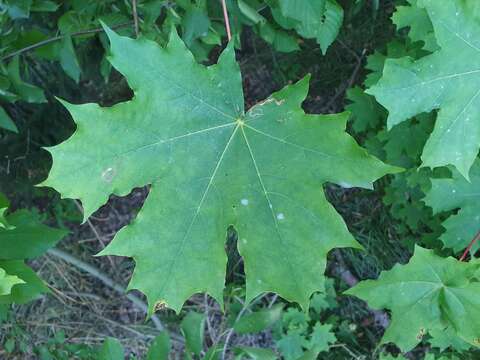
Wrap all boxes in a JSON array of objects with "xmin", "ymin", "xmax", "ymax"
[
  {"xmin": 368, "ymin": 0, "xmax": 480, "ymax": 178},
  {"xmin": 42, "ymin": 26, "xmax": 398, "ymax": 313},
  {"xmin": 346, "ymin": 246, "xmax": 480, "ymax": 352},
  {"xmin": 424, "ymin": 160, "xmax": 480, "ymax": 253}
]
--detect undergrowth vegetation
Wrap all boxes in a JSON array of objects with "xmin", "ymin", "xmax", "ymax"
[{"xmin": 1, "ymin": 0, "xmax": 479, "ymax": 359}]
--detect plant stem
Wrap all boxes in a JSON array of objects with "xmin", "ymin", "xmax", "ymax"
[
  {"xmin": 220, "ymin": 0, "xmax": 232, "ymax": 42},
  {"xmin": 1, "ymin": 22, "xmax": 133, "ymax": 62},
  {"xmin": 132, "ymin": 0, "xmax": 140, "ymax": 37},
  {"xmin": 460, "ymin": 230, "xmax": 480, "ymax": 261}
]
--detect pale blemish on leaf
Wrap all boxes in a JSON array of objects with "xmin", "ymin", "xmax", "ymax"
[{"xmin": 101, "ymin": 167, "xmax": 116, "ymax": 183}]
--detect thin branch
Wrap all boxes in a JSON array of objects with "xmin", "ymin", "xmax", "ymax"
[
  {"xmin": 132, "ymin": 0, "xmax": 140, "ymax": 37},
  {"xmin": 460, "ymin": 230, "xmax": 480, "ymax": 261},
  {"xmin": 1, "ymin": 22, "xmax": 133, "ymax": 62},
  {"xmin": 220, "ymin": 0, "xmax": 232, "ymax": 42}
]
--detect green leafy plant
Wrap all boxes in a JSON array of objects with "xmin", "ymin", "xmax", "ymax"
[
  {"xmin": 4, "ymin": 0, "xmax": 480, "ymax": 358},
  {"xmin": 0, "ymin": 193, "xmax": 66, "ymax": 308},
  {"xmin": 367, "ymin": 0, "xmax": 480, "ymax": 178},
  {"xmin": 347, "ymin": 246, "xmax": 479, "ymax": 352}
]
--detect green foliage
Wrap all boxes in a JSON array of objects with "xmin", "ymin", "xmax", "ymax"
[
  {"xmin": 272, "ymin": 282, "xmax": 340, "ymax": 359},
  {"xmin": 234, "ymin": 304, "xmax": 283, "ymax": 334},
  {"xmin": 346, "ymin": 246, "xmax": 480, "ymax": 352},
  {"xmin": 97, "ymin": 337, "xmax": 125, "ymax": 360},
  {"xmin": 425, "ymin": 160, "xmax": 480, "ymax": 253},
  {"xmin": 146, "ymin": 332, "xmax": 171, "ymax": 360},
  {"xmin": 368, "ymin": 0, "xmax": 480, "ymax": 178},
  {"xmin": 392, "ymin": 0, "xmax": 438, "ymax": 52},
  {"xmin": 0, "ymin": 260, "xmax": 48, "ymax": 305},
  {"xmin": 344, "ymin": 2, "xmax": 480, "ymax": 357},
  {"xmin": 1, "ymin": 209, "xmax": 67, "ymax": 259},
  {"xmin": 0, "ymin": 105, "xmax": 17, "ymax": 132},
  {"xmin": 42, "ymin": 25, "xmax": 397, "ymax": 314},
  {"xmin": 181, "ymin": 312, "xmax": 205, "ymax": 356},
  {"xmin": 0, "ymin": 267, "xmax": 24, "ymax": 296},
  {"xmin": 275, "ymin": 314, "xmax": 337, "ymax": 360},
  {"xmin": 0, "ymin": 195, "xmax": 66, "ymax": 306},
  {"xmin": 275, "ymin": 0, "xmax": 343, "ymax": 54},
  {"xmin": 234, "ymin": 346, "xmax": 277, "ymax": 360},
  {"xmin": 4, "ymin": 0, "xmax": 480, "ymax": 358}
]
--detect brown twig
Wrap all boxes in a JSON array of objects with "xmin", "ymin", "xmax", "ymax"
[
  {"xmin": 460, "ymin": 230, "xmax": 480, "ymax": 261},
  {"xmin": 1, "ymin": 22, "xmax": 133, "ymax": 62},
  {"xmin": 220, "ymin": 0, "xmax": 232, "ymax": 42},
  {"xmin": 132, "ymin": 0, "xmax": 139, "ymax": 37}
]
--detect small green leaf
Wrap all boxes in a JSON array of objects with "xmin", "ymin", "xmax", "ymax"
[
  {"xmin": 0, "ymin": 106, "xmax": 18, "ymax": 133},
  {"xmin": 31, "ymin": 0, "xmax": 59, "ymax": 12},
  {"xmin": 424, "ymin": 160, "xmax": 480, "ymax": 253},
  {"xmin": 392, "ymin": 0, "xmax": 438, "ymax": 52},
  {"xmin": 234, "ymin": 346, "xmax": 277, "ymax": 360},
  {"xmin": 0, "ymin": 267, "xmax": 24, "ymax": 296},
  {"xmin": 181, "ymin": 312, "xmax": 205, "ymax": 356},
  {"xmin": 346, "ymin": 87, "xmax": 385, "ymax": 133},
  {"xmin": 0, "ymin": 261, "xmax": 49, "ymax": 305},
  {"xmin": 7, "ymin": 57, "xmax": 46, "ymax": 104},
  {"xmin": 0, "ymin": 210, "xmax": 67, "ymax": 260},
  {"xmin": 277, "ymin": 0, "xmax": 343, "ymax": 54},
  {"xmin": 234, "ymin": 304, "xmax": 283, "ymax": 334},
  {"xmin": 146, "ymin": 332, "xmax": 170, "ymax": 360},
  {"xmin": 276, "ymin": 330, "xmax": 308, "ymax": 360},
  {"xmin": 203, "ymin": 343, "xmax": 223, "ymax": 360},
  {"xmin": 182, "ymin": 6, "xmax": 210, "ymax": 46},
  {"xmin": 58, "ymin": 11, "xmax": 85, "ymax": 34},
  {"xmin": 238, "ymin": 0, "xmax": 265, "ymax": 24},
  {"xmin": 307, "ymin": 323, "xmax": 336, "ymax": 353},
  {"xmin": 258, "ymin": 23, "xmax": 299, "ymax": 53},
  {"xmin": 0, "ymin": 305, "xmax": 8, "ymax": 323},
  {"xmin": 97, "ymin": 338, "xmax": 124, "ymax": 360},
  {"xmin": 282, "ymin": 308, "xmax": 309, "ymax": 333},
  {"xmin": 0, "ymin": 208, "xmax": 14, "ymax": 230},
  {"xmin": 59, "ymin": 36, "xmax": 81, "ymax": 83},
  {"xmin": 4, "ymin": 338, "xmax": 15, "ymax": 353},
  {"xmin": 296, "ymin": 349, "xmax": 320, "ymax": 360},
  {"xmin": 2, "ymin": 0, "xmax": 32, "ymax": 19}
]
